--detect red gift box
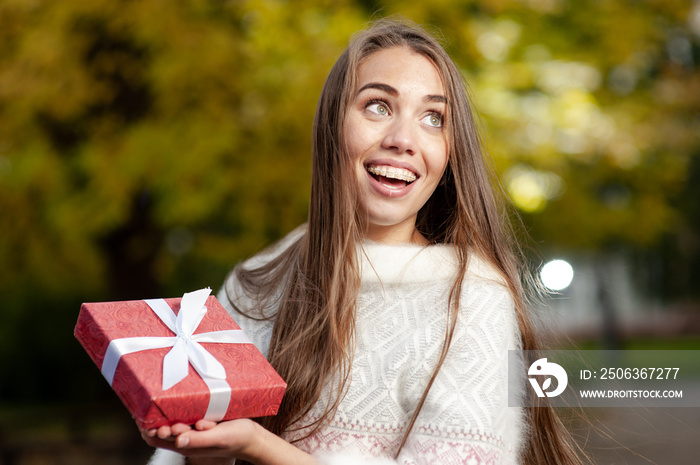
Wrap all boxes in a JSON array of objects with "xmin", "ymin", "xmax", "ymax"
[{"xmin": 74, "ymin": 288, "xmax": 286, "ymax": 429}]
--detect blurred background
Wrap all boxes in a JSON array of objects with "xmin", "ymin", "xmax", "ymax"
[{"xmin": 0, "ymin": 0, "xmax": 698, "ymax": 463}]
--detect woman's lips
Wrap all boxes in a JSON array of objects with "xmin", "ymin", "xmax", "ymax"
[
  {"xmin": 365, "ymin": 159, "xmax": 420, "ymax": 178},
  {"xmin": 366, "ymin": 164, "xmax": 417, "ymax": 183},
  {"xmin": 363, "ymin": 159, "xmax": 420, "ymax": 198},
  {"xmin": 365, "ymin": 167, "xmax": 417, "ymax": 198}
]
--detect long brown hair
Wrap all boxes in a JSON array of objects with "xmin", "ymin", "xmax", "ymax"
[{"xmin": 227, "ymin": 17, "xmax": 583, "ymax": 465}]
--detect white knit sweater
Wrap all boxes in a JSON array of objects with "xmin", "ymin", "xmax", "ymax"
[{"xmin": 149, "ymin": 231, "xmax": 525, "ymax": 465}]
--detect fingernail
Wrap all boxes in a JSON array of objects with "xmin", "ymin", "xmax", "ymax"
[{"xmin": 177, "ymin": 436, "xmax": 190, "ymax": 448}]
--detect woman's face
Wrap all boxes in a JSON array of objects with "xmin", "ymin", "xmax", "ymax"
[{"xmin": 345, "ymin": 46, "xmax": 449, "ymax": 244}]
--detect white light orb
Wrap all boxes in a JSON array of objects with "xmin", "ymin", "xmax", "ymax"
[{"xmin": 540, "ymin": 259, "xmax": 574, "ymax": 291}]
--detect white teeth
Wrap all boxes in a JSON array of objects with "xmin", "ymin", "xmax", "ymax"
[{"xmin": 367, "ymin": 165, "xmax": 417, "ymax": 182}]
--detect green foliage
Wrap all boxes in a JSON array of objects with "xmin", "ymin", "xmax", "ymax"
[
  {"xmin": 0, "ymin": 0, "xmax": 699, "ymax": 402},
  {"xmin": 0, "ymin": 0, "xmax": 366, "ymax": 401},
  {"xmin": 0, "ymin": 0, "xmax": 365, "ymax": 301},
  {"xmin": 382, "ymin": 0, "xmax": 699, "ymax": 250}
]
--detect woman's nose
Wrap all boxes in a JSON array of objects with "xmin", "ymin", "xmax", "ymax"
[{"xmin": 381, "ymin": 116, "xmax": 416, "ymax": 155}]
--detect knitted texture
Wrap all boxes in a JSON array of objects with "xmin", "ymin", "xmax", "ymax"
[{"xmin": 149, "ymin": 232, "xmax": 525, "ymax": 465}]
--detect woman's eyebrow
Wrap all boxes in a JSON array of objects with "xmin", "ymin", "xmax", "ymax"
[
  {"xmin": 358, "ymin": 82, "xmax": 446, "ymax": 104},
  {"xmin": 424, "ymin": 94, "xmax": 447, "ymax": 104},
  {"xmin": 358, "ymin": 82, "xmax": 398, "ymax": 96}
]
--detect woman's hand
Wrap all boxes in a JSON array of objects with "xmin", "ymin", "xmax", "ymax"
[{"xmin": 142, "ymin": 419, "xmax": 318, "ymax": 465}]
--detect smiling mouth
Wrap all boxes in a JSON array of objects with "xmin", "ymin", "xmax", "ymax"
[{"xmin": 366, "ymin": 164, "xmax": 417, "ymax": 188}]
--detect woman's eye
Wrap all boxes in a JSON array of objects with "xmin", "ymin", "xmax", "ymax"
[
  {"xmin": 367, "ymin": 102, "xmax": 389, "ymax": 116},
  {"xmin": 422, "ymin": 113, "xmax": 443, "ymax": 128}
]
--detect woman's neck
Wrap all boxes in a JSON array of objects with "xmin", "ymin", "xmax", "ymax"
[{"xmin": 364, "ymin": 222, "xmax": 428, "ymax": 245}]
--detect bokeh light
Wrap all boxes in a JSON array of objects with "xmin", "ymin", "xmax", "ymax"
[{"xmin": 540, "ymin": 259, "xmax": 574, "ymax": 291}]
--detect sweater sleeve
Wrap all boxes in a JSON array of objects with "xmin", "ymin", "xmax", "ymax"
[{"xmin": 146, "ymin": 449, "xmax": 185, "ymax": 465}]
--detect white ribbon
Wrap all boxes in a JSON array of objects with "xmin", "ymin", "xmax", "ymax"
[{"xmin": 100, "ymin": 288, "xmax": 252, "ymax": 421}]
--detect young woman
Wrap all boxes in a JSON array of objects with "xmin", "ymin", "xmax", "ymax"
[{"xmin": 143, "ymin": 18, "xmax": 582, "ymax": 465}]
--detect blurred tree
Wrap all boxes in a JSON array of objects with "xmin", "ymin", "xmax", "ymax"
[
  {"xmin": 0, "ymin": 0, "xmax": 698, "ymax": 404},
  {"xmin": 379, "ymin": 0, "xmax": 699, "ymax": 251},
  {"xmin": 0, "ymin": 0, "xmax": 366, "ymax": 304},
  {"xmin": 378, "ymin": 0, "xmax": 700, "ymax": 306},
  {"xmin": 0, "ymin": 0, "xmax": 367, "ymax": 402}
]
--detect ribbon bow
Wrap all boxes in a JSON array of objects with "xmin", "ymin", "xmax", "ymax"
[{"xmin": 100, "ymin": 288, "xmax": 251, "ymax": 421}]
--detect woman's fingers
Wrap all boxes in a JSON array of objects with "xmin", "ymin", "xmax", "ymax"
[
  {"xmin": 141, "ymin": 430, "xmax": 177, "ymax": 450},
  {"xmin": 156, "ymin": 425, "xmax": 175, "ymax": 440},
  {"xmin": 140, "ymin": 423, "xmax": 192, "ymax": 444},
  {"xmin": 171, "ymin": 423, "xmax": 194, "ymax": 435},
  {"xmin": 194, "ymin": 420, "xmax": 218, "ymax": 431},
  {"xmin": 175, "ymin": 418, "xmax": 257, "ymax": 452},
  {"xmin": 140, "ymin": 419, "xmax": 260, "ymax": 461}
]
